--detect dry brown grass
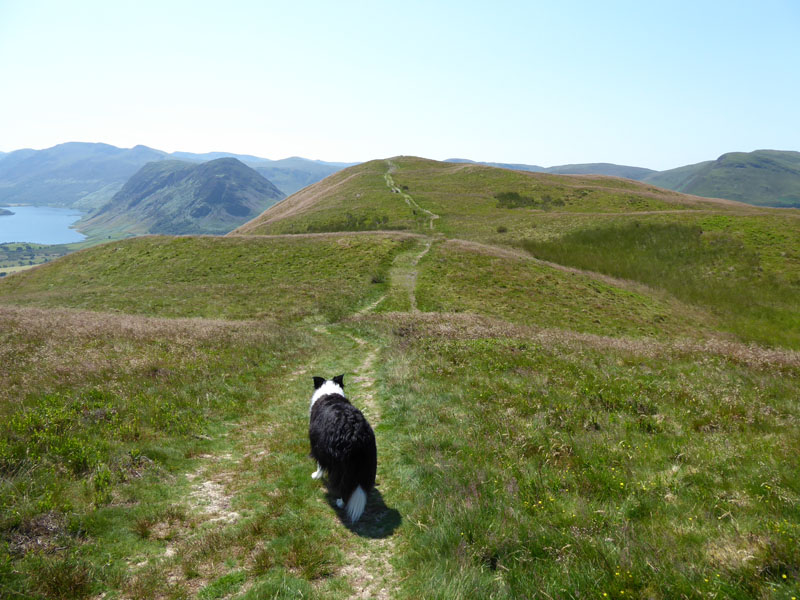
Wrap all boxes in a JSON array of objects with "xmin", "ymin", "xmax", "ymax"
[
  {"xmin": 0, "ymin": 304, "xmax": 298, "ymax": 402},
  {"xmin": 352, "ymin": 311, "xmax": 800, "ymax": 370},
  {"xmin": 0, "ymin": 304, "xmax": 277, "ymax": 344}
]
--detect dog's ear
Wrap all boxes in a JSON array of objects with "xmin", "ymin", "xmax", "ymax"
[
  {"xmin": 333, "ymin": 374, "xmax": 345, "ymax": 388},
  {"xmin": 312, "ymin": 376, "xmax": 326, "ymax": 390}
]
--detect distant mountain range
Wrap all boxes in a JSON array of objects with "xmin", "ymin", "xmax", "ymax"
[
  {"xmin": 642, "ymin": 150, "xmax": 800, "ymax": 207},
  {"xmin": 82, "ymin": 158, "xmax": 285, "ymax": 236},
  {"xmin": 0, "ymin": 142, "xmax": 353, "ymax": 212},
  {"xmin": 446, "ymin": 158, "xmax": 656, "ymax": 181},
  {"xmin": 447, "ymin": 150, "xmax": 800, "ymax": 207}
]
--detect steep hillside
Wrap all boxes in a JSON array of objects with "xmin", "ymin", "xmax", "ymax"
[
  {"xmin": 82, "ymin": 158, "xmax": 285, "ymax": 236},
  {"xmin": 644, "ymin": 150, "xmax": 800, "ymax": 207},
  {"xmin": 0, "ymin": 142, "xmax": 166, "ymax": 209}
]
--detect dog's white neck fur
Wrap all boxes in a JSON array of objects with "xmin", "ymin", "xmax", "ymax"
[{"xmin": 310, "ymin": 380, "xmax": 345, "ymax": 412}]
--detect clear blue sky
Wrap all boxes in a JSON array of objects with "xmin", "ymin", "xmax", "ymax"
[{"xmin": 1, "ymin": 0, "xmax": 798, "ymax": 170}]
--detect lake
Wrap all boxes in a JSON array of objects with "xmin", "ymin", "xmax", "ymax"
[{"xmin": 0, "ymin": 205, "xmax": 86, "ymax": 244}]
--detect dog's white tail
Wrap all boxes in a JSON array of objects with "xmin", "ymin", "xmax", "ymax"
[{"xmin": 346, "ymin": 486, "xmax": 367, "ymax": 522}]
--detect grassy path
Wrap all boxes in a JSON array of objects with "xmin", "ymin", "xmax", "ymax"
[
  {"xmin": 173, "ymin": 239, "xmax": 434, "ymax": 599},
  {"xmin": 385, "ymin": 161, "xmax": 439, "ymax": 231}
]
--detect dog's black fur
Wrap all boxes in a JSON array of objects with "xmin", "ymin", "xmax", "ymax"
[{"xmin": 309, "ymin": 375, "xmax": 376, "ymax": 521}]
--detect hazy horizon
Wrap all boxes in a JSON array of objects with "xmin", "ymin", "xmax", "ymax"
[
  {"xmin": 1, "ymin": 139, "xmax": 798, "ymax": 172},
  {"xmin": 1, "ymin": 0, "xmax": 798, "ymax": 171}
]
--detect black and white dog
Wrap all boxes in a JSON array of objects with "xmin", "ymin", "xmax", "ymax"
[{"xmin": 309, "ymin": 374, "xmax": 376, "ymax": 523}]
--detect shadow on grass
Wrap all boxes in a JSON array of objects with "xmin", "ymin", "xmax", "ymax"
[{"xmin": 325, "ymin": 484, "xmax": 401, "ymax": 539}]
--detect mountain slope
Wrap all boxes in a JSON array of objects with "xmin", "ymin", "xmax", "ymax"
[
  {"xmin": 644, "ymin": 150, "xmax": 800, "ymax": 207},
  {"xmin": 233, "ymin": 156, "xmax": 750, "ymax": 237},
  {"xmin": 446, "ymin": 158, "xmax": 545, "ymax": 172},
  {"xmin": 82, "ymin": 158, "xmax": 285, "ymax": 235},
  {"xmin": 169, "ymin": 152, "xmax": 355, "ymax": 195}
]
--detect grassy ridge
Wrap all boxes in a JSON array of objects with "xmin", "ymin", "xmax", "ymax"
[
  {"xmin": 0, "ymin": 234, "xmax": 413, "ymax": 321},
  {"xmin": 239, "ymin": 161, "xmax": 422, "ymax": 235},
  {"xmin": 237, "ymin": 156, "xmax": 731, "ymax": 239}
]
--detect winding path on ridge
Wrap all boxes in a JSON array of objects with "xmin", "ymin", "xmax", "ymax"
[
  {"xmin": 331, "ymin": 233, "xmax": 439, "ymax": 599},
  {"xmin": 385, "ymin": 161, "xmax": 439, "ymax": 231},
  {"xmin": 306, "ymin": 235, "xmax": 436, "ymax": 599}
]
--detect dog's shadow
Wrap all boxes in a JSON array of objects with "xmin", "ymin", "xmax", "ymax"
[{"xmin": 324, "ymin": 484, "xmax": 401, "ymax": 539}]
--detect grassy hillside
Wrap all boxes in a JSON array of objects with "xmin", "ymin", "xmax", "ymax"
[
  {"xmin": 235, "ymin": 156, "xmax": 734, "ymax": 238},
  {"xmin": 644, "ymin": 150, "xmax": 800, "ymax": 208},
  {"xmin": 1, "ymin": 157, "xmax": 799, "ymax": 599},
  {"xmin": 237, "ymin": 156, "xmax": 799, "ymax": 347},
  {"xmin": 0, "ymin": 234, "xmax": 412, "ymax": 321},
  {"xmin": 81, "ymin": 159, "xmax": 285, "ymax": 236}
]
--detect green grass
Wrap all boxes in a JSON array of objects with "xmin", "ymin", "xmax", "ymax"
[
  {"xmin": 521, "ymin": 221, "xmax": 800, "ymax": 348},
  {"xmin": 367, "ymin": 313, "xmax": 800, "ymax": 599},
  {"xmin": 2, "ymin": 157, "xmax": 800, "ymax": 599},
  {"xmin": 415, "ymin": 240, "xmax": 715, "ymax": 339},
  {"xmin": 245, "ymin": 160, "xmax": 425, "ymax": 235},
  {"xmin": 238, "ymin": 156, "xmax": 729, "ymax": 240},
  {"xmin": 0, "ymin": 304, "xmax": 324, "ymax": 598},
  {"xmin": 0, "ymin": 234, "xmax": 413, "ymax": 321}
]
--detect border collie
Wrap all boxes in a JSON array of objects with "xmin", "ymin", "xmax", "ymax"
[{"xmin": 309, "ymin": 374, "xmax": 376, "ymax": 523}]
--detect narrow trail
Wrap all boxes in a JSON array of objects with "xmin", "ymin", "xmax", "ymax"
[
  {"xmin": 407, "ymin": 238, "xmax": 432, "ymax": 312},
  {"xmin": 293, "ymin": 240, "xmax": 432, "ymax": 599},
  {"xmin": 385, "ymin": 161, "xmax": 440, "ymax": 230},
  {"xmin": 326, "ymin": 235, "xmax": 437, "ymax": 599}
]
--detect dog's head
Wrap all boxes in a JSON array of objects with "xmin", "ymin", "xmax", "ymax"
[{"xmin": 310, "ymin": 374, "xmax": 345, "ymax": 411}]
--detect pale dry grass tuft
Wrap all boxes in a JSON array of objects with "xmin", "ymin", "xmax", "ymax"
[{"xmin": 353, "ymin": 312, "xmax": 800, "ymax": 369}]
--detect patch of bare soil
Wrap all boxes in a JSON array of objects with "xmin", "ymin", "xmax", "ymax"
[
  {"xmin": 188, "ymin": 474, "xmax": 240, "ymax": 525},
  {"xmin": 340, "ymin": 536, "xmax": 395, "ymax": 600},
  {"xmin": 0, "ymin": 304, "xmax": 275, "ymax": 344},
  {"xmin": 6, "ymin": 511, "xmax": 70, "ymax": 556}
]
